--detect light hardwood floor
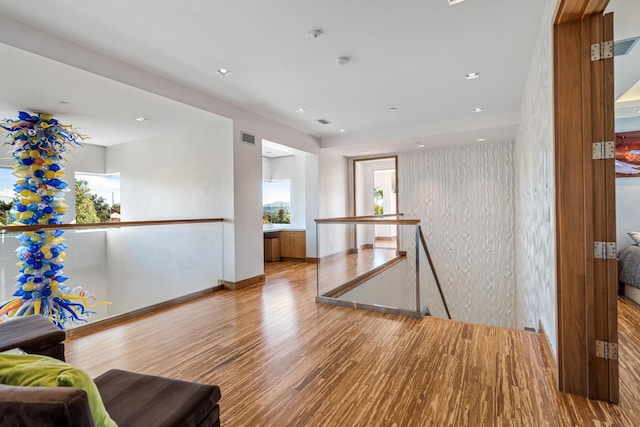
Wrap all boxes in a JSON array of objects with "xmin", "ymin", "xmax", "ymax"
[{"xmin": 66, "ymin": 262, "xmax": 640, "ymax": 426}]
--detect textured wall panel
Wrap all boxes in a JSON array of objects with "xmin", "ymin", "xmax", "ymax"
[
  {"xmin": 399, "ymin": 142, "xmax": 515, "ymax": 328},
  {"xmin": 512, "ymin": 0, "xmax": 557, "ymax": 355}
]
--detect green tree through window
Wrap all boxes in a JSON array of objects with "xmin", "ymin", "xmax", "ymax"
[
  {"xmin": 0, "ymin": 200, "xmax": 13, "ymax": 225},
  {"xmin": 374, "ymin": 187, "xmax": 384, "ymax": 215},
  {"xmin": 75, "ymin": 179, "xmax": 111, "ymax": 223}
]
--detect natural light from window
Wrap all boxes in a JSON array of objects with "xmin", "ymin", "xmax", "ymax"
[
  {"xmin": 75, "ymin": 172, "xmax": 121, "ymax": 223},
  {"xmin": 262, "ymin": 179, "xmax": 291, "ymax": 224},
  {"xmin": 0, "ymin": 167, "xmax": 14, "ymax": 225}
]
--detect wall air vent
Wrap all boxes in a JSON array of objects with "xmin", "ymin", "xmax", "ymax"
[
  {"xmin": 241, "ymin": 132, "xmax": 256, "ymax": 145},
  {"xmin": 317, "ymin": 119, "xmax": 330, "ymax": 125},
  {"xmin": 614, "ymin": 36, "xmax": 640, "ymax": 56}
]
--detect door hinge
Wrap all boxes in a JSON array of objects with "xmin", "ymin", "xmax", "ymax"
[
  {"xmin": 594, "ymin": 241, "xmax": 617, "ymax": 259},
  {"xmin": 592, "ymin": 141, "xmax": 615, "ymax": 159},
  {"xmin": 596, "ymin": 340, "xmax": 618, "ymax": 360},
  {"xmin": 591, "ymin": 41, "xmax": 613, "ymax": 61}
]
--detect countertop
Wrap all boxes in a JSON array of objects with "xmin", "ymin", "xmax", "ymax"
[{"xmin": 263, "ymin": 225, "xmax": 306, "ymax": 233}]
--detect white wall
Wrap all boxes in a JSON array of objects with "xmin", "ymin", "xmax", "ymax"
[
  {"xmin": 513, "ymin": 0, "xmax": 557, "ymax": 353},
  {"xmin": 261, "ymin": 157, "xmax": 272, "ymax": 180},
  {"xmin": 399, "ymin": 142, "xmax": 515, "ymax": 328},
  {"xmin": 617, "ymin": 178, "xmax": 640, "ymax": 248},
  {"xmin": 102, "ymin": 118, "xmax": 231, "ymax": 312},
  {"xmin": 292, "ymin": 155, "xmax": 307, "ymax": 230},
  {"xmin": 317, "ymin": 150, "xmax": 350, "ymax": 257},
  {"xmin": 268, "ymin": 156, "xmax": 294, "ymax": 180},
  {"xmin": 305, "ymin": 155, "xmax": 319, "ymax": 258},
  {"xmin": 106, "ymin": 121, "xmax": 233, "ymax": 221}
]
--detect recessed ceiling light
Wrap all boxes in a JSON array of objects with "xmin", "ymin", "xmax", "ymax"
[
  {"xmin": 296, "ymin": 108, "xmax": 306, "ymax": 113},
  {"xmin": 308, "ymin": 29, "xmax": 323, "ymax": 38},
  {"xmin": 416, "ymin": 142, "xmax": 425, "ymax": 148},
  {"xmin": 448, "ymin": 0, "xmax": 465, "ymax": 5},
  {"xmin": 389, "ymin": 107, "xmax": 397, "ymax": 112},
  {"xmin": 465, "ymin": 72, "xmax": 480, "ymax": 79},
  {"xmin": 216, "ymin": 68, "xmax": 231, "ymax": 76},
  {"xmin": 636, "ymin": 110, "xmax": 640, "ymax": 114},
  {"xmin": 337, "ymin": 129, "xmax": 346, "ymax": 133},
  {"xmin": 135, "ymin": 117, "xmax": 148, "ymax": 122},
  {"xmin": 477, "ymin": 138, "xmax": 486, "ymax": 142},
  {"xmin": 473, "ymin": 107, "xmax": 484, "ymax": 113}
]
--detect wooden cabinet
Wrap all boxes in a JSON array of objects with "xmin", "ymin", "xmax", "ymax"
[
  {"xmin": 280, "ymin": 231, "xmax": 306, "ymax": 259},
  {"xmin": 264, "ymin": 235, "xmax": 280, "ymax": 262}
]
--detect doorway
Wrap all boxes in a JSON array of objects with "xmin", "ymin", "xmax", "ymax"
[{"xmin": 353, "ymin": 156, "xmax": 398, "ymax": 250}]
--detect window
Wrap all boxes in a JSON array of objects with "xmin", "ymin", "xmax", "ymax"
[
  {"xmin": 262, "ymin": 179, "xmax": 290, "ymax": 224},
  {"xmin": 75, "ymin": 172, "xmax": 121, "ymax": 223},
  {"xmin": 0, "ymin": 167, "xmax": 15, "ymax": 225}
]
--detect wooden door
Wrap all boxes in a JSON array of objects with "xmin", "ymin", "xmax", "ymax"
[{"xmin": 554, "ymin": 7, "xmax": 618, "ymax": 401}]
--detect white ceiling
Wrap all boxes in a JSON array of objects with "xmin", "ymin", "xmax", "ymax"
[{"xmin": 0, "ymin": 0, "xmax": 638, "ymax": 156}]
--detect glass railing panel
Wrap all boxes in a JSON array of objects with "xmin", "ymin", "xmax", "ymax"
[
  {"xmin": 316, "ymin": 222, "xmax": 356, "ymax": 297},
  {"xmin": 334, "ymin": 236, "xmax": 413, "ymax": 311},
  {"xmin": 316, "ymin": 217, "xmax": 420, "ymax": 316},
  {"xmin": 317, "ymin": 222, "xmax": 402, "ymax": 299},
  {"xmin": 316, "ymin": 217, "xmax": 450, "ymax": 319},
  {"xmin": 0, "ymin": 220, "xmax": 223, "ymax": 329}
]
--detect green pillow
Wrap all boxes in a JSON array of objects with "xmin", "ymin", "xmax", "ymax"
[{"xmin": 0, "ymin": 354, "xmax": 117, "ymax": 427}]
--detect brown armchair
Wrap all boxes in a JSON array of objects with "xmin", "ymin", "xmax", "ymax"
[
  {"xmin": 0, "ymin": 316, "xmax": 221, "ymax": 427},
  {"xmin": 0, "ymin": 369, "xmax": 221, "ymax": 427}
]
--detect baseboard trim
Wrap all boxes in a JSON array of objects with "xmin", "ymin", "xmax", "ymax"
[
  {"xmin": 223, "ymin": 274, "xmax": 266, "ymax": 291},
  {"xmin": 65, "ymin": 285, "xmax": 223, "ymax": 338},
  {"xmin": 305, "ymin": 257, "xmax": 318, "ymax": 263},
  {"xmin": 538, "ymin": 320, "xmax": 558, "ymax": 388}
]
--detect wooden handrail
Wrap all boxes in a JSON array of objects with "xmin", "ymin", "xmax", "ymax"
[
  {"xmin": 315, "ymin": 214, "xmax": 419, "ymax": 225},
  {"xmin": 0, "ymin": 218, "xmax": 224, "ymax": 233}
]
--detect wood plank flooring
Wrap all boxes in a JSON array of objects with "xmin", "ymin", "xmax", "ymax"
[{"xmin": 66, "ymin": 262, "xmax": 640, "ymax": 426}]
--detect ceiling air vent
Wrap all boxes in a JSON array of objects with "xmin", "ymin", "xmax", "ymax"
[
  {"xmin": 614, "ymin": 36, "xmax": 640, "ymax": 56},
  {"xmin": 317, "ymin": 119, "xmax": 330, "ymax": 125},
  {"xmin": 241, "ymin": 132, "xmax": 255, "ymax": 145}
]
